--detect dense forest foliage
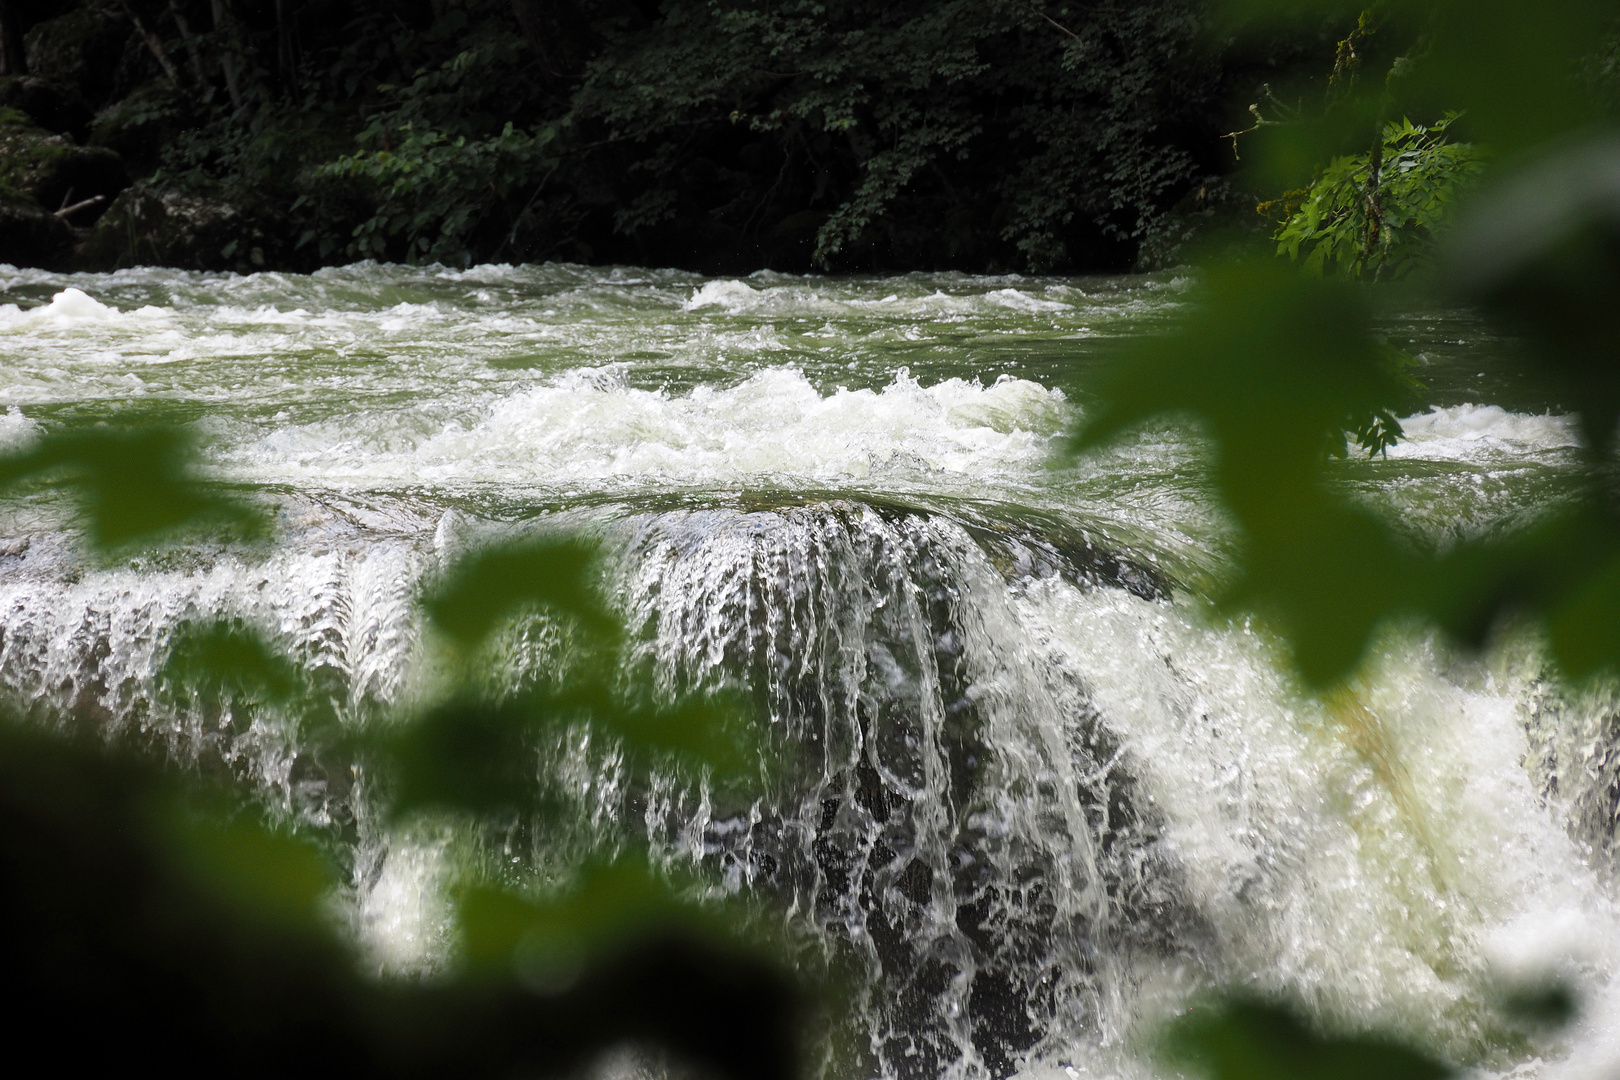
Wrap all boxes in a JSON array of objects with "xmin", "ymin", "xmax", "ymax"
[{"xmin": 0, "ymin": 0, "xmax": 1333, "ymax": 273}]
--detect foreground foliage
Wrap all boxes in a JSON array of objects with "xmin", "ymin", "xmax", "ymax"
[
  {"xmin": 1070, "ymin": 2, "xmax": 1618, "ymax": 1076},
  {"xmin": 0, "ymin": 422, "xmax": 800, "ymax": 1077},
  {"xmin": 1075, "ymin": 0, "xmax": 1620, "ymax": 683}
]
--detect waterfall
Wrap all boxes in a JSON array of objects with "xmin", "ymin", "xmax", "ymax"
[
  {"xmin": 3, "ymin": 263, "xmax": 1616, "ymax": 1079},
  {"xmin": 2, "ymin": 494, "xmax": 1617, "ymax": 1078}
]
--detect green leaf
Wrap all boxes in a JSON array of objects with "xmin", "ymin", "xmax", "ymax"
[
  {"xmin": 457, "ymin": 857, "xmax": 744, "ymax": 986},
  {"xmin": 161, "ymin": 620, "xmax": 301, "ymax": 708},
  {"xmin": 1161, "ymin": 996, "xmax": 1452, "ymax": 1080},
  {"xmin": 426, "ymin": 538, "xmax": 620, "ymax": 647},
  {"xmin": 1067, "ymin": 261, "xmax": 1427, "ymax": 685},
  {"xmin": 0, "ymin": 425, "xmax": 264, "ymax": 551},
  {"xmin": 163, "ymin": 813, "xmax": 336, "ymax": 931}
]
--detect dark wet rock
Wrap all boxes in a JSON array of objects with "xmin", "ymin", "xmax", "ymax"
[
  {"xmin": 0, "ymin": 75, "xmax": 92, "ymax": 138},
  {"xmin": 0, "ymin": 108, "xmax": 126, "ymax": 221},
  {"xmin": 90, "ymin": 80, "xmax": 186, "ymax": 178},
  {"xmin": 0, "ymin": 192, "xmax": 75, "ymax": 268},
  {"xmin": 79, "ymin": 183, "xmax": 285, "ymax": 271},
  {"xmin": 23, "ymin": 5, "xmax": 130, "ymax": 110}
]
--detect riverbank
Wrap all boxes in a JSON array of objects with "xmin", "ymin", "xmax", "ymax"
[{"xmin": 0, "ymin": 0, "xmax": 1290, "ymax": 277}]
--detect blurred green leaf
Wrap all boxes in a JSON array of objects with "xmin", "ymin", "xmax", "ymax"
[
  {"xmin": 1445, "ymin": 132, "xmax": 1620, "ymax": 454},
  {"xmin": 1068, "ymin": 261, "xmax": 1427, "ymax": 684},
  {"xmin": 385, "ymin": 698, "xmax": 557, "ymax": 818},
  {"xmin": 1545, "ymin": 548, "xmax": 1620, "ymax": 682},
  {"xmin": 1497, "ymin": 979, "xmax": 1579, "ymax": 1031},
  {"xmin": 0, "ymin": 425, "xmax": 263, "ymax": 551},
  {"xmin": 158, "ymin": 619, "xmax": 345, "ymax": 743},
  {"xmin": 1162, "ymin": 996, "xmax": 1452, "ymax": 1080},
  {"xmin": 1231, "ymin": 497, "xmax": 1428, "ymax": 686},
  {"xmin": 458, "ymin": 857, "xmax": 741, "ymax": 988},
  {"xmin": 1239, "ymin": 95, "xmax": 1388, "ymax": 194},
  {"xmin": 1404, "ymin": 0, "xmax": 1607, "ymax": 153},
  {"xmin": 1070, "ymin": 260, "xmax": 1419, "ymax": 480},
  {"xmin": 594, "ymin": 687, "xmax": 761, "ymax": 780},
  {"xmin": 385, "ymin": 684, "xmax": 761, "ymax": 819},
  {"xmin": 425, "ymin": 537, "xmax": 620, "ymax": 647},
  {"xmin": 162, "ymin": 813, "xmax": 336, "ymax": 931},
  {"xmin": 161, "ymin": 620, "xmax": 303, "ymax": 709},
  {"xmin": 1222, "ymin": 0, "xmax": 1610, "ymax": 155}
]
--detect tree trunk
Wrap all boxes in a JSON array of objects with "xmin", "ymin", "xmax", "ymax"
[
  {"xmin": 0, "ymin": 0, "xmax": 26, "ymax": 77},
  {"xmin": 274, "ymin": 0, "xmax": 294, "ymax": 90},
  {"xmin": 210, "ymin": 0, "xmax": 243, "ymax": 109},
  {"xmin": 117, "ymin": 0, "xmax": 183, "ymax": 87},
  {"xmin": 169, "ymin": 1, "xmax": 207, "ymax": 86}
]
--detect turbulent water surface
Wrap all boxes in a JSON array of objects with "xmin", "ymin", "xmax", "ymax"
[{"xmin": 0, "ymin": 262, "xmax": 1614, "ymax": 1080}]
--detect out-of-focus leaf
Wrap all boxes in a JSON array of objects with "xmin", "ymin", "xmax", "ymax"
[
  {"xmin": 1069, "ymin": 261, "xmax": 1417, "ymax": 480},
  {"xmin": 158, "ymin": 619, "xmax": 344, "ymax": 741},
  {"xmin": 1068, "ymin": 261, "xmax": 1425, "ymax": 685},
  {"xmin": 1402, "ymin": 0, "xmax": 1607, "ymax": 153},
  {"xmin": 1445, "ymin": 132, "xmax": 1620, "ymax": 454},
  {"xmin": 1222, "ymin": 0, "xmax": 1609, "ymax": 153},
  {"xmin": 386, "ymin": 684, "xmax": 762, "ymax": 818},
  {"xmin": 162, "ymin": 813, "xmax": 336, "ymax": 931},
  {"xmin": 1238, "ymin": 95, "xmax": 1388, "ymax": 194},
  {"xmin": 1545, "ymin": 550, "xmax": 1620, "ymax": 682},
  {"xmin": 161, "ymin": 620, "xmax": 302, "ymax": 708},
  {"xmin": 1229, "ymin": 497, "xmax": 1428, "ymax": 686},
  {"xmin": 426, "ymin": 538, "xmax": 620, "ymax": 646},
  {"xmin": 458, "ymin": 857, "xmax": 742, "ymax": 989},
  {"xmin": 0, "ymin": 425, "xmax": 263, "ymax": 550},
  {"xmin": 394, "ymin": 533, "xmax": 764, "ymax": 818},
  {"xmin": 386, "ymin": 698, "xmax": 556, "ymax": 818},
  {"xmin": 587, "ymin": 686, "xmax": 761, "ymax": 780},
  {"xmin": 1498, "ymin": 979, "xmax": 1579, "ymax": 1031},
  {"xmin": 1162, "ymin": 996, "xmax": 1452, "ymax": 1080},
  {"xmin": 0, "ymin": 716, "xmax": 800, "ymax": 1080}
]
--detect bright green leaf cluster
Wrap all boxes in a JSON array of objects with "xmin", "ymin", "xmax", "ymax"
[{"xmin": 1276, "ymin": 115, "xmax": 1486, "ymax": 279}]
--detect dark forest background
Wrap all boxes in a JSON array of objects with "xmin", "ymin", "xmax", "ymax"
[{"xmin": 0, "ymin": 0, "xmax": 1331, "ymax": 274}]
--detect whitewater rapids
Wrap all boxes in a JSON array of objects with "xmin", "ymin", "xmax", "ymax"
[{"xmin": 0, "ymin": 262, "xmax": 1613, "ymax": 1080}]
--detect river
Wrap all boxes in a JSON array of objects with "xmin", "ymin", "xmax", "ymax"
[{"xmin": 0, "ymin": 262, "xmax": 1613, "ymax": 1080}]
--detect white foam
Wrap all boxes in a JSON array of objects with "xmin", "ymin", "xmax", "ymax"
[
  {"xmin": 0, "ymin": 406, "xmax": 38, "ymax": 450},
  {"xmin": 684, "ymin": 279, "xmax": 759, "ymax": 310},
  {"xmin": 1389, "ymin": 405, "xmax": 1580, "ymax": 461},
  {"xmin": 1023, "ymin": 581, "xmax": 1620, "ymax": 1066},
  {"xmin": 984, "ymin": 287, "xmax": 1070, "ymax": 312},
  {"xmin": 249, "ymin": 367, "xmax": 1070, "ymax": 492}
]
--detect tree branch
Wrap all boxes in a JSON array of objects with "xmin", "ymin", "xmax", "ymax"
[{"xmin": 116, "ymin": 0, "xmax": 183, "ymax": 88}]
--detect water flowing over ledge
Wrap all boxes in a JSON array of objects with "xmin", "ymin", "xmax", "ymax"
[{"xmin": 0, "ymin": 262, "xmax": 1614, "ymax": 1080}]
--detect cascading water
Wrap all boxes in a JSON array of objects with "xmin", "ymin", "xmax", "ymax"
[{"xmin": 1, "ymin": 263, "xmax": 1617, "ymax": 1080}]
